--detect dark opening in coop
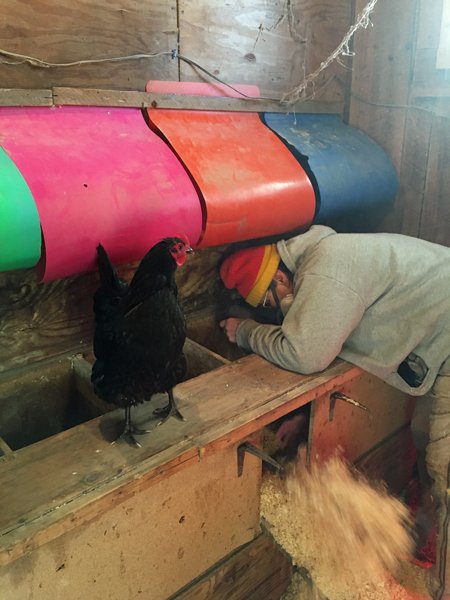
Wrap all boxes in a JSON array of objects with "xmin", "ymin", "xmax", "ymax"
[{"xmin": 0, "ymin": 331, "xmax": 234, "ymax": 453}]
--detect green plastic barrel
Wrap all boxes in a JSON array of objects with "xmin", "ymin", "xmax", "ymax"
[{"xmin": 0, "ymin": 147, "xmax": 41, "ymax": 270}]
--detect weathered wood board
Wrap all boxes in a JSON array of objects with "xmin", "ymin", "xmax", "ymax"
[
  {"xmin": 348, "ymin": 0, "xmax": 415, "ymax": 175},
  {"xmin": 411, "ymin": 0, "xmax": 450, "ymax": 98},
  {"xmin": 349, "ymin": 0, "xmax": 450, "ymax": 248},
  {"xmin": 392, "ymin": 0, "xmax": 450, "ymax": 246},
  {"xmin": 418, "ymin": 114, "xmax": 450, "ymax": 245},
  {"xmin": 0, "ymin": 0, "xmax": 352, "ymax": 113},
  {"xmin": 0, "ymin": 439, "xmax": 262, "ymax": 600},
  {"xmin": 308, "ymin": 370, "xmax": 414, "ymax": 465},
  {"xmin": 178, "ymin": 0, "xmax": 351, "ymax": 104},
  {"xmin": 0, "ymin": 267, "xmax": 97, "ymax": 373},
  {"xmin": 0, "ymin": 248, "xmax": 222, "ymax": 373},
  {"xmin": 355, "ymin": 424, "xmax": 415, "ymax": 494},
  {"xmin": 0, "ymin": 86, "xmax": 341, "ymax": 113},
  {"xmin": 173, "ymin": 533, "xmax": 293, "ymax": 600},
  {"xmin": 0, "ymin": 88, "xmax": 53, "ymax": 106},
  {"xmin": 0, "ymin": 0, "xmax": 178, "ymax": 89},
  {"xmin": 385, "ymin": 109, "xmax": 433, "ymax": 239}
]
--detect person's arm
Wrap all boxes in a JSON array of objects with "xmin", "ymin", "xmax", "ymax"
[
  {"xmin": 236, "ymin": 274, "xmax": 366, "ymax": 374},
  {"xmin": 224, "ymin": 301, "xmax": 283, "ymax": 325}
]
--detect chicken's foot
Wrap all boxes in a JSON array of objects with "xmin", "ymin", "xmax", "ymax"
[
  {"xmin": 115, "ymin": 405, "xmax": 151, "ymax": 448},
  {"xmin": 154, "ymin": 389, "xmax": 186, "ymax": 425}
]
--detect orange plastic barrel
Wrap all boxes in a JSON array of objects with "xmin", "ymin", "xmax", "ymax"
[{"xmin": 146, "ymin": 81, "xmax": 316, "ymax": 248}]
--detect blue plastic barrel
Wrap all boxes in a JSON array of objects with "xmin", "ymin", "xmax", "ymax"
[{"xmin": 262, "ymin": 113, "xmax": 398, "ymax": 231}]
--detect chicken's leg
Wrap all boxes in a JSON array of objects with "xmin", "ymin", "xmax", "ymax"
[
  {"xmin": 154, "ymin": 389, "xmax": 186, "ymax": 424},
  {"xmin": 116, "ymin": 405, "xmax": 151, "ymax": 448}
]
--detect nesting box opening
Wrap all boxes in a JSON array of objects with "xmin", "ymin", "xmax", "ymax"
[
  {"xmin": 0, "ymin": 331, "xmax": 233, "ymax": 454},
  {"xmin": 0, "ymin": 356, "xmax": 107, "ymax": 452}
]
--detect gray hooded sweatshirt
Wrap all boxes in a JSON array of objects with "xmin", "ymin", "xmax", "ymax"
[{"xmin": 236, "ymin": 225, "xmax": 450, "ymax": 396}]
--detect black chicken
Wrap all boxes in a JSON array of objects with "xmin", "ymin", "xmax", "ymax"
[{"xmin": 91, "ymin": 237, "xmax": 192, "ymax": 447}]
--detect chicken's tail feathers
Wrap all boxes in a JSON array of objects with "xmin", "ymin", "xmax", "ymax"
[
  {"xmin": 96, "ymin": 243, "xmax": 111, "ymax": 264},
  {"xmin": 96, "ymin": 244, "xmax": 122, "ymax": 289}
]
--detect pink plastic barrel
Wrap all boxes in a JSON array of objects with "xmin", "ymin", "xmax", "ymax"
[{"xmin": 0, "ymin": 106, "xmax": 202, "ymax": 281}]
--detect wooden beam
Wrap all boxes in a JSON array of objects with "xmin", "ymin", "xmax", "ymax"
[
  {"xmin": 0, "ymin": 88, "xmax": 52, "ymax": 106},
  {"xmin": 52, "ymin": 87, "xmax": 148, "ymax": 108},
  {"xmin": 0, "ymin": 87, "xmax": 342, "ymax": 114},
  {"xmin": 53, "ymin": 87, "xmax": 341, "ymax": 113}
]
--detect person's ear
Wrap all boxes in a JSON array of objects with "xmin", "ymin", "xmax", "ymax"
[{"xmin": 274, "ymin": 269, "xmax": 290, "ymax": 286}]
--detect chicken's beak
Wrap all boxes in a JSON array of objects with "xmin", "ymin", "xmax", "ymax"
[{"xmin": 186, "ymin": 246, "xmax": 194, "ymax": 254}]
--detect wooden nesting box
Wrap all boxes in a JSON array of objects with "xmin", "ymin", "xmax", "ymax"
[{"xmin": 0, "ymin": 322, "xmax": 414, "ymax": 599}]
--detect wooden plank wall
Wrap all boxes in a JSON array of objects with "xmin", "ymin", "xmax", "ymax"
[
  {"xmin": 0, "ymin": 248, "xmax": 224, "ymax": 374},
  {"xmin": 0, "ymin": 1, "xmax": 179, "ymax": 89},
  {"xmin": 349, "ymin": 0, "xmax": 450, "ymax": 245},
  {"xmin": 0, "ymin": 1, "xmax": 352, "ymax": 372},
  {"xmin": 0, "ymin": 0, "xmax": 350, "ymax": 100},
  {"xmin": 177, "ymin": 0, "xmax": 351, "ymax": 101}
]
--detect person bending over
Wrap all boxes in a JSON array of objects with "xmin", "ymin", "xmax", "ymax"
[{"xmin": 219, "ymin": 224, "xmax": 450, "ymax": 600}]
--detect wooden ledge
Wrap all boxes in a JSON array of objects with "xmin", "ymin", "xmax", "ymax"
[
  {"xmin": 0, "ymin": 354, "xmax": 361, "ymax": 566},
  {"xmin": 0, "ymin": 87, "xmax": 342, "ymax": 114}
]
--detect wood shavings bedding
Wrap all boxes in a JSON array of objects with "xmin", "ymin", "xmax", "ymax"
[{"xmin": 260, "ymin": 456, "xmax": 429, "ymax": 600}]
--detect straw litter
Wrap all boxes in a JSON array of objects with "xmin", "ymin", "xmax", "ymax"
[{"xmin": 260, "ymin": 455, "xmax": 429, "ymax": 600}]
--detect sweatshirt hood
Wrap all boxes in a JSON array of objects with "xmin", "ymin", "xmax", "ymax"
[{"xmin": 276, "ymin": 225, "xmax": 336, "ymax": 272}]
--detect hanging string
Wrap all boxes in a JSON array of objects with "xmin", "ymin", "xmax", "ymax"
[{"xmin": 281, "ymin": 0, "xmax": 379, "ymax": 104}]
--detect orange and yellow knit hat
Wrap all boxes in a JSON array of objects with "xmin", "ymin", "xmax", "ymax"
[{"xmin": 220, "ymin": 244, "xmax": 280, "ymax": 307}]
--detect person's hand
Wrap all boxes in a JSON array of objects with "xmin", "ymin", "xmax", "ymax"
[
  {"xmin": 219, "ymin": 317, "xmax": 243, "ymax": 344},
  {"xmin": 275, "ymin": 413, "xmax": 307, "ymax": 449}
]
